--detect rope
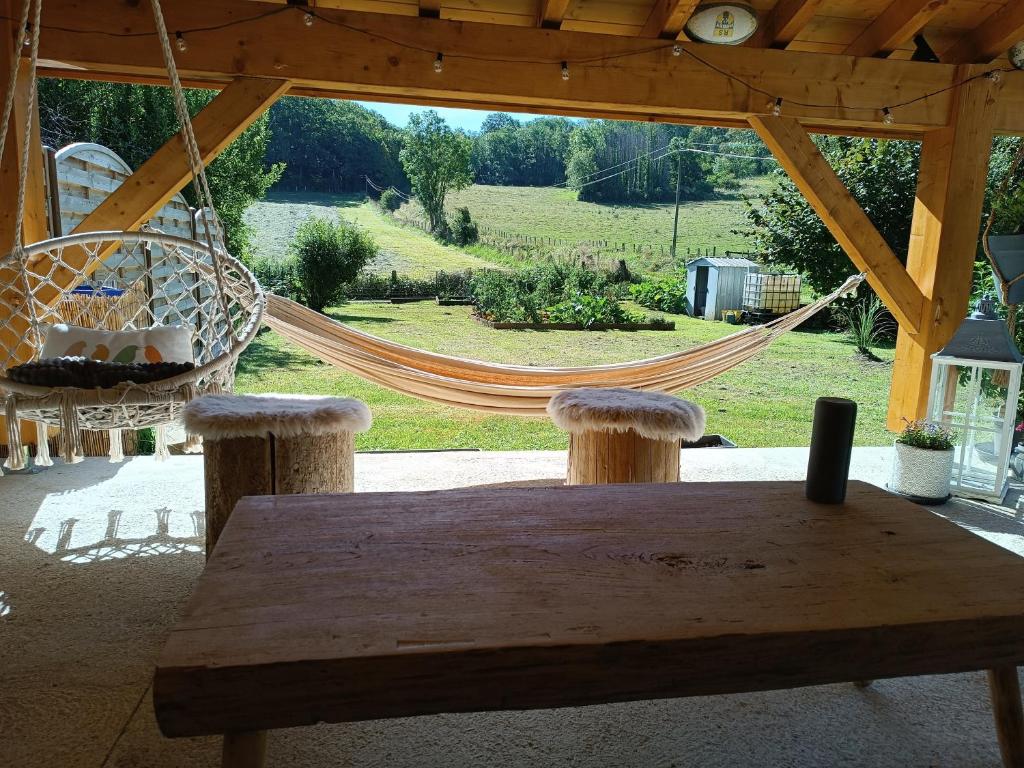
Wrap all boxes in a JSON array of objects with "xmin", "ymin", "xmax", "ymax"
[
  {"xmin": 0, "ymin": 0, "xmax": 33, "ymax": 205},
  {"xmin": 149, "ymin": 0, "xmax": 236, "ymax": 349}
]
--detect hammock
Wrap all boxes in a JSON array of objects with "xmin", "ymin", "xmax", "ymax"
[{"xmin": 264, "ymin": 274, "xmax": 864, "ymax": 416}]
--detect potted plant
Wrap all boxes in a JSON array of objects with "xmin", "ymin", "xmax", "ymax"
[{"xmin": 889, "ymin": 419, "xmax": 957, "ymax": 503}]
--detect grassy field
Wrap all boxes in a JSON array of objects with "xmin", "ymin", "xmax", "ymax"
[
  {"xmin": 236, "ymin": 300, "xmax": 894, "ymax": 450},
  {"xmin": 446, "ymin": 178, "xmax": 770, "ymax": 255},
  {"xmin": 244, "ymin": 191, "xmax": 491, "ymax": 277}
]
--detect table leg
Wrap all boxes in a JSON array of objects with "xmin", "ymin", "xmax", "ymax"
[
  {"xmin": 222, "ymin": 730, "xmax": 267, "ymax": 768},
  {"xmin": 989, "ymin": 666, "xmax": 1024, "ymax": 768}
]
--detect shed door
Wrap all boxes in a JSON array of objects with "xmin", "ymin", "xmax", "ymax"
[{"xmin": 693, "ymin": 267, "xmax": 710, "ymax": 317}]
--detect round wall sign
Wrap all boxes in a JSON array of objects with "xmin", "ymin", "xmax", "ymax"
[{"xmin": 684, "ymin": 3, "xmax": 759, "ymax": 46}]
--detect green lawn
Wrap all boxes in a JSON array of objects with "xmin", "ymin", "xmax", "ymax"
[
  {"xmin": 445, "ymin": 178, "xmax": 769, "ymax": 256},
  {"xmin": 235, "ymin": 300, "xmax": 895, "ymax": 450},
  {"xmin": 244, "ymin": 190, "xmax": 491, "ymax": 277}
]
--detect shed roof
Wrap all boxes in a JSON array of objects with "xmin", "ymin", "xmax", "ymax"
[{"xmin": 687, "ymin": 257, "xmax": 760, "ymax": 269}]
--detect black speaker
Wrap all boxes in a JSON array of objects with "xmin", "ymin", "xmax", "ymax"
[{"xmin": 805, "ymin": 397, "xmax": 857, "ymax": 504}]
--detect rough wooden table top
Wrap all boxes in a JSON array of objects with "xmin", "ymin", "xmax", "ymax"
[{"xmin": 155, "ymin": 481, "xmax": 1024, "ymax": 737}]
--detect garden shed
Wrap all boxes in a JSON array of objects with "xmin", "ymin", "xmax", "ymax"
[{"xmin": 686, "ymin": 257, "xmax": 759, "ymax": 321}]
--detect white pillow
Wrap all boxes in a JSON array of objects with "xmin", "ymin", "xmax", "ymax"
[{"xmin": 40, "ymin": 324, "xmax": 195, "ymax": 365}]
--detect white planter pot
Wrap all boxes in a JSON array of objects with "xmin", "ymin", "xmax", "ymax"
[{"xmin": 889, "ymin": 442, "xmax": 954, "ymax": 500}]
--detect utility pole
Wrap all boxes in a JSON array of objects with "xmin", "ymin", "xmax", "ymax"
[{"xmin": 670, "ymin": 148, "xmax": 682, "ymax": 260}]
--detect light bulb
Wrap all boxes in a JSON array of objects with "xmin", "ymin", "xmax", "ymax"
[
  {"xmin": 769, "ymin": 97, "xmax": 783, "ymax": 117},
  {"xmin": 882, "ymin": 107, "xmax": 895, "ymax": 125},
  {"xmin": 303, "ymin": 12, "xmax": 314, "ymax": 26},
  {"xmin": 561, "ymin": 61, "xmax": 570, "ymax": 81},
  {"xmin": 433, "ymin": 53, "xmax": 443, "ymax": 73},
  {"xmin": 175, "ymin": 32, "xmax": 188, "ymax": 53},
  {"xmin": 23, "ymin": 24, "xmax": 30, "ymax": 47},
  {"xmin": 672, "ymin": 44, "xmax": 682, "ymax": 56}
]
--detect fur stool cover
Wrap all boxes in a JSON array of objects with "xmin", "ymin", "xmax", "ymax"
[{"xmin": 547, "ymin": 388, "xmax": 705, "ymax": 485}]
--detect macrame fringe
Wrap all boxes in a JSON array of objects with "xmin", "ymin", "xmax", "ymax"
[
  {"xmin": 108, "ymin": 428, "xmax": 124, "ymax": 463},
  {"xmin": 3, "ymin": 396, "xmax": 24, "ymax": 471},
  {"xmin": 34, "ymin": 420, "xmax": 52, "ymax": 467},
  {"xmin": 181, "ymin": 382, "xmax": 203, "ymax": 453},
  {"xmin": 59, "ymin": 393, "xmax": 84, "ymax": 464},
  {"xmin": 154, "ymin": 425, "xmax": 170, "ymax": 462}
]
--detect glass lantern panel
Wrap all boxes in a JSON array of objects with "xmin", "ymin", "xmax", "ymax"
[
  {"xmin": 951, "ymin": 425, "xmax": 1000, "ymax": 496},
  {"xmin": 929, "ymin": 363, "xmax": 1010, "ymax": 435}
]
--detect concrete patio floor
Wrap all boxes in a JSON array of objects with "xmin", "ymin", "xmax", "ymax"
[{"xmin": 3, "ymin": 446, "xmax": 1024, "ymax": 767}]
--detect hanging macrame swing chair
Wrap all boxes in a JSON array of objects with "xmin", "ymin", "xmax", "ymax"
[
  {"xmin": 984, "ymin": 138, "xmax": 1024, "ymax": 322},
  {"xmin": 0, "ymin": 0, "xmax": 264, "ymax": 471}
]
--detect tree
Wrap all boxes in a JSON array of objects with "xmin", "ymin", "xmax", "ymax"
[
  {"xmin": 37, "ymin": 79, "xmax": 283, "ymax": 261},
  {"xmin": 399, "ymin": 111, "xmax": 473, "ymax": 233},
  {"xmin": 744, "ymin": 137, "xmax": 921, "ymax": 297},
  {"xmin": 266, "ymin": 97, "xmax": 406, "ymax": 193},
  {"xmin": 291, "ymin": 217, "xmax": 376, "ymax": 312}
]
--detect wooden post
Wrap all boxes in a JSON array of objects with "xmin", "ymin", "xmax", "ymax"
[
  {"xmin": 887, "ymin": 67, "xmax": 997, "ymax": 429},
  {"xmin": 0, "ymin": 5, "xmax": 51, "ymax": 450},
  {"xmin": 222, "ymin": 730, "xmax": 266, "ymax": 768},
  {"xmin": 989, "ymin": 666, "xmax": 1024, "ymax": 768}
]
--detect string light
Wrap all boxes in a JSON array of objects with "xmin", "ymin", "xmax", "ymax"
[
  {"xmin": 882, "ymin": 107, "xmax": 895, "ymax": 125},
  {"xmin": 5, "ymin": 6, "xmax": 1012, "ymax": 119},
  {"xmin": 433, "ymin": 53, "xmax": 443, "ymax": 73},
  {"xmin": 561, "ymin": 61, "xmax": 570, "ymax": 81},
  {"xmin": 23, "ymin": 23, "xmax": 30, "ymax": 47}
]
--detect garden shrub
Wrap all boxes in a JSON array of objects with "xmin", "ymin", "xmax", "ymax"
[
  {"xmin": 449, "ymin": 207, "xmax": 479, "ymax": 246},
  {"xmin": 343, "ymin": 270, "xmax": 474, "ymax": 299},
  {"xmin": 251, "ymin": 255, "xmax": 298, "ymax": 300},
  {"xmin": 470, "ymin": 261, "xmax": 643, "ymax": 325},
  {"xmin": 378, "ymin": 188, "xmax": 402, "ymax": 212},
  {"xmin": 546, "ymin": 295, "xmax": 645, "ymax": 328},
  {"xmin": 629, "ymin": 276, "xmax": 689, "ymax": 314},
  {"xmin": 292, "ymin": 217, "xmax": 376, "ymax": 312}
]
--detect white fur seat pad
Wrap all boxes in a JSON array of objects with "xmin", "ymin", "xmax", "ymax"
[
  {"xmin": 183, "ymin": 394, "xmax": 372, "ymax": 440},
  {"xmin": 547, "ymin": 387, "xmax": 705, "ymax": 442}
]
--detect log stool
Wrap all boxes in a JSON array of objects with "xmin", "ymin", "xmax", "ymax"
[
  {"xmin": 183, "ymin": 393, "xmax": 372, "ymax": 557},
  {"xmin": 547, "ymin": 387, "xmax": 705, "ymax": 485}
]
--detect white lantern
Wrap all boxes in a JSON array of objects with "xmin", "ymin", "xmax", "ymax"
[{"xmin": 926, "ymin": 296, "xmax": 1023, "ymax": 502}]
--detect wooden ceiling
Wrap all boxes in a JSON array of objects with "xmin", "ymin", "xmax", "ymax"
[{"xmin": 269, "ymin": 0, "xmax": 1023, "ymax": 63}]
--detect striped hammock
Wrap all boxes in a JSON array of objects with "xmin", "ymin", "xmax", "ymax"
[{"xmin": 263, "ymin": 274, "xmax": 864, "ymax": 416}]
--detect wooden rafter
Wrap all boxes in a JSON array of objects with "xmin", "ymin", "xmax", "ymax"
[
  {"xmin": 537, "ymin": 0, "xmax": 570, "ymax": 29},
  {"xmin": 639, "ymin": 0, "xmax": 700, "ymax": 40},
  {"xmin": 32, "ymin": 0, "xmax": 1024, "ymax": 136},
  {"xmin": 748, "ymin": 115, "xmax": 925, "ymax": 333},
  {"xmin": 844, "ymin": 0, "xmax": 948, "ymax": 59},
  {"xmin": 746, "ymin": 0, "xmax": 823, "ymax": 50},
  {"xmin": 943, "ymin": 1, "xmax": 1024, "ymax": 64},
  {"xmin": 419, "ymin": 0, "xmax": 441, "ymax": 19}
]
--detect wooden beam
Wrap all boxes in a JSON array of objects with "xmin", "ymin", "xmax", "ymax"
[
  {"xmin": 33, "ymin": 0, "xmax": 1024, "ymax": 136},
  {"xmin": 0, "ymin": 3, "xmax": 51, "ymax": 446},
  {"xmin": 748, "ymin": 115, "xmax": 925, "ymax": 333},
  {"xmin": 0, "ymin": 76, "xmax": 290, "ymax": 376},
  {"xmin": 639, "ymin": 0, "xmax": 700, "ymax": 39},
  {"xmin": 419, "ymin": 0, "xmax": 441, "ymax": 19},
  {"xmin": 746, "ymin": 0, "xmax": 823, "ymax": 50},
  {"xmin": 943, "ymin": 1, "xmax": 1024, "ymax": 64},
  {"xmin": 887, "ymin": 66, "xmax": 997, "ymax": 429},
  {"xmin": 537, "ymin": 0, "xmax": 570, "ymax": 29},
  {"xmin": 843, "ymin": 0, "xmax": 948, "ymax": 59}
]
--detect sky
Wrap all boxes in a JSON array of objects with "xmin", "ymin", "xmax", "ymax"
[{"xmin": 357, "ymin": 101, "xmax": 544, "ymax": 132}]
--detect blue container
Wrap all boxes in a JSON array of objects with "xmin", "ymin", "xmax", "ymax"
[{"xmin": 71, "ymin": 285, "xmax": 125, "ymax": 298}]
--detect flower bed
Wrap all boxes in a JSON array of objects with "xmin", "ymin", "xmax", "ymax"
[{"xmin": 473, "ymin": 315, "xmax": 674, "ymax": 331}]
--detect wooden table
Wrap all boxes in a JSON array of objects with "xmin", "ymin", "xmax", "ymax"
[{"xmin": 154, "ymin": 481, "xmax": 1024, "ymax": 767}]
